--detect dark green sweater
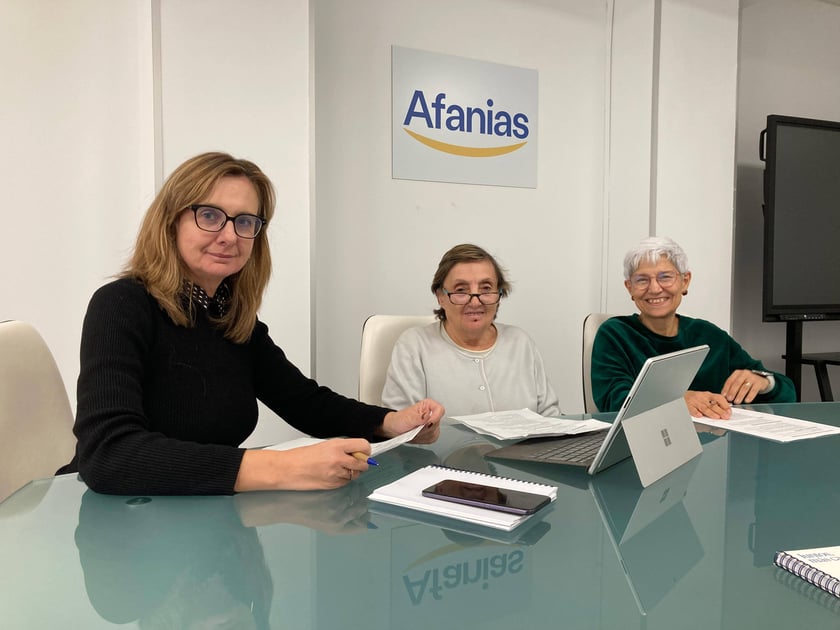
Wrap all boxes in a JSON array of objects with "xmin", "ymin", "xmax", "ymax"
[
  {"xmin": 59, "ymin": 278, "xmax": 390, "ymax": 495},
  {"xmin": 591, "ymin": 314, "xmax": 796, "ymax": 412}
]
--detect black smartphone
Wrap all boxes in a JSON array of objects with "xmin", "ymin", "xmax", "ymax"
[{"xmin": 421, "ymin": 479, "xmax": 550, "ymax": 515}]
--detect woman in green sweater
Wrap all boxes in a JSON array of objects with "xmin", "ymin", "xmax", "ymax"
[{"xmin": 591, "ymin": 236, "xmax": 795, "ymax": 417}]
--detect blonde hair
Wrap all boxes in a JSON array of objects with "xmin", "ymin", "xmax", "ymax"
[{"xmin": 123, "ymin": 152, "xmax": 275, "ymax": 343}]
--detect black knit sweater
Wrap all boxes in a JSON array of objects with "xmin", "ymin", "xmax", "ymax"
[{"xmin": 58, "ymin": 278, "xmax": 390, "ymax": 495}]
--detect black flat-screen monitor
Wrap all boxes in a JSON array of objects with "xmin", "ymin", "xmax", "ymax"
[{"xmin": 760, "ymin": 114, "xmax": 840, "ymax": 322}]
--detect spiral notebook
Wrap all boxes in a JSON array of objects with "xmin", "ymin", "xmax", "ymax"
[
  {"xmin": 774, "ymin": 546, "xmax": 840, "ymax": 599},
  {"xmin": 774, "ymin": 562, "xmax": 840, "ymax": 615},
  {"xmin": 367, "ymin": 465, "xmax": 557, "ymax": 531}
]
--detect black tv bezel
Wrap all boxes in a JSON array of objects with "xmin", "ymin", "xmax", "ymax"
[{"xmin": 759, "ymin": 114, "xmax": 840, "ymax": 323}]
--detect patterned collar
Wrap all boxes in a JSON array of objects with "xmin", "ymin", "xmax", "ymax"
[{"xmin": 184, "ymin": 280, "xmax": 231, "ymax": 318}]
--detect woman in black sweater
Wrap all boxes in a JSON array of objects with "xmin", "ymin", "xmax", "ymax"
[{"xmin": 59, "ymin": 152, "xmax": 442, "ymax": 495}]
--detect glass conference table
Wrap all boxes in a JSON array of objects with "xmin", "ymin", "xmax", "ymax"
[{"xmin": 2, "ymin": 402, "xmax": 840, "ymax": 629}]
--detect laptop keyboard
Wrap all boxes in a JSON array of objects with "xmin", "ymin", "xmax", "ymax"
[{"xmin": 531, "ymin": 432, "xmax": 606, "ymax": 464}]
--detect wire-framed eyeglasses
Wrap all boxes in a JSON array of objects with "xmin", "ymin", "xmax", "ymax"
[
  {"xmin": 629, "ymin": 271, "xmax": 681, "ymax": 290},
  {"xmin": 441, "ymin": 288, "xmax": 502, "ymax": 305},
  {"xmin": 188, "ymin": 204, "xmax": 266, "ymax": 239}
]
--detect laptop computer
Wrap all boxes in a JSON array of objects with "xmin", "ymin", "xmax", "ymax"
[
  {"xmin": 590, "ymin": 456, "xmax": 703, "ymax": 614},
  {"xmin": 486, "ymin": 345, "xmax": 708, "ymax": 487}
]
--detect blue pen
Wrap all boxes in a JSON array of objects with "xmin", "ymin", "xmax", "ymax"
[{"xmin": 352, "ymin": 452, "xmax": 378, "ymax": 466}]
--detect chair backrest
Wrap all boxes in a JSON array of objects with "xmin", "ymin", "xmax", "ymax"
[
  {"xmin": 358, "ymin": 314, "xmax": 436, "ymax": 406},
  {"xmin": 582, "ymin": 313, "xmax": 615, "ymax": 414},
  {"xmin": 0, "ymin": 321, "xmax": 76, "ymax": 501}
]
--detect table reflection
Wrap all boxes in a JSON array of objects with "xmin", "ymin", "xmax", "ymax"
[
  {"xmin": 591, "ymin": 457, "xmax": 704, "ymax": 614},
  {"xmin": 75, "ymin": 491, "xmax": 272, "ymax": 629}
]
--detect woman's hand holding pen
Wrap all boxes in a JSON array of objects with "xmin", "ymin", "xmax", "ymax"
[
  {"xmin": 235, "ymin": 400, "xmax": 444, "ymax": 492},
  {"xmin": 235, "ymin": 438, "xmax": 374, "ymax": 492},
  {"xmin": 684, "ymin": 390, "xmax": 731, "ymax": 420},
  {"xmin": 381, "ymin": 398, "xmax": 444, "ymax": 444}
]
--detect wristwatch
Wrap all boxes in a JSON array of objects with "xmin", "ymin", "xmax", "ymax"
[{"xmin": 750, "ymin": 369, "xmax": 775, "ymax": 394}]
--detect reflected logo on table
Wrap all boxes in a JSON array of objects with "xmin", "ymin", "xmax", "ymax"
[
  {"xmin": 401, "ymin": 549, "xmax": 524, "ymax": 604},
  {"xmin": 402, "ymin": 90, "xmax": 530, "ymax": 158}
]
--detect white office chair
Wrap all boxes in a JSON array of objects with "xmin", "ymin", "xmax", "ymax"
[
  {"xmin": 358, "ymin": 314, "xmax": 436, "ymax": 405},
  {"xmin": 0, "ymin": 320, "xmax": 76, "ymax": 502},
  {"xmin": 582, "ymin": 312, "xmax": 615, "ymax": 414}
]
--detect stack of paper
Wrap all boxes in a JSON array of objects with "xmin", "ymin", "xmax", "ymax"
[
  {"xmin": 697, "ymin": 408, "xmax": 840, "ymax": 443},
  {"xmin": 368, "ymin": 465, "xmax": 557, "ymax": 531},
  {"xmin": 451, "ymin": 408, "xmax": 611, "ymax": 440}
]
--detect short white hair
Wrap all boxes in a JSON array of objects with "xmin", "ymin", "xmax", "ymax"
[{"xmin": 623, "ymin": 236, "xmax": 690, "ymax": 280}]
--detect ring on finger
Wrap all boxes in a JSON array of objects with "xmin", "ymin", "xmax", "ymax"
[{"xmin": 744, "ymin": 381, "xmax": 752, "ymax": 389}]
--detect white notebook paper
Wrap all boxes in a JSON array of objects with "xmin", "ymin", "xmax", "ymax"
[
  {"xmin": 774, "ymin": 545, "xmax": 840, "ymax": 598},
  {"xmin": 367, "ymin": 465, "xmax": 557, "ymax": 531}
]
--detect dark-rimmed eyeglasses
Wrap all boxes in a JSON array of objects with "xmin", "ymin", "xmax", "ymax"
[
  {"xmin": 188, "ymin": 204, "xmax": 266, "ymax": 239},
  {"xmin": 441, "ymin": 288, "xmax": 502, "ymax": 305},
  {"xmin": 629, "ymin": 271, "xmax": 680, "ymax": 290}
]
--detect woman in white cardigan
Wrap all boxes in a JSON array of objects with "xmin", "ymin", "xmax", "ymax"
[{"xmin": 382, "ymin": 243, "xmax": 562, "ymax": 417}]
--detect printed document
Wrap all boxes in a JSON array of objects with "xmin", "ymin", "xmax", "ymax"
[
  {"xmin": 265, "ymin": 425, "xmax": 423, "ymax": 455},
  {"xmin": 450, "ymin": 408, "xmax": 611, "ymax": 440},
  {"xmin": 696, "ymin": 407, "xmax": 840, "ymax": 443}
]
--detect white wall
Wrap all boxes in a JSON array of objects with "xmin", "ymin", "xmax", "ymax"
[
  {"xmin": 314, "ymin": 0, "xmax": 738, "ymax": 412},
  {"xmin": 734, "ymin": 0, "xmax": 840, "ymax": 401},
  {"xmin": 157, "ymin": 0, "xmax": 313, "ymax": 444},
  {"xmin": 1, "ymin": 0, "xmax": 155, "ymax": 436},
  {"xmin": 605, "ymin": 0, "xmax": 738, "ymax": 322},
  {"xmin": 604, "ymin": 0, "xmax": 656, "ymax": 308},
  {"xmin": 653, "ymin": 0, "xmax": 738, "ymax": 314},
  {"xmin": 1, "ymin": 0, "xmax": 313, "ymax": 447},
  {"xmin": 3, "ymin": 0, "xmax": 739, "ymax": 439},
  {"xmin": 313, "ymin": 0, "xmax": 608, "ymax": 412}
]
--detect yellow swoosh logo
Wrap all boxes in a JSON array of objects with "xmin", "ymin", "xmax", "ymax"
[
  {"xmin": 403, "ymin": 127, "xmax": 527, "ymax": 157},
  {"xmin": 402, "ymin": 541, "xmax": 499, "ymax": 571}
]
